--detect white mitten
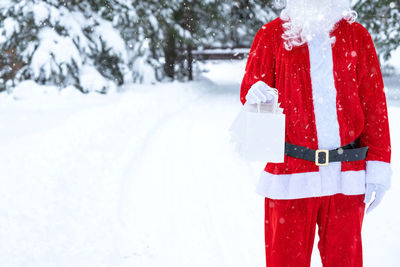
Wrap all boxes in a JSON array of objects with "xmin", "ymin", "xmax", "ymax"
[
  {"xmin": 364, "ymin": 183, "xmax": 387, "ymax": 214},
  {"xmin": 245, "ymin": 81, "xmax": 277, "ymax": 105}
]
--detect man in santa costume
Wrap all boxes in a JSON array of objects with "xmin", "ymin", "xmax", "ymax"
[{"xmin": 240, "ymin": 0, "xmax": 392, "ymax": 266}]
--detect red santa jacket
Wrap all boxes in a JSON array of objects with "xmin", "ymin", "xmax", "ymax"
[{"xmin": 240, "ymin": 17, "xmax": 391, "ymax": 175}]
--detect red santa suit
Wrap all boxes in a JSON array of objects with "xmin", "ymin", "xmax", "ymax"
[
  {"xmin": 241, "ymin": 17, "xmax": 391, "ymax": 198},
  {"xmin": 240, "ymin": 17, "xmax": 392, "ymax": 267}
]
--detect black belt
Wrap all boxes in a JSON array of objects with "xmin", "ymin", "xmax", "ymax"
[{"xmin": 284, "ymin": 142, "xmax": 368, "ymax": 166}]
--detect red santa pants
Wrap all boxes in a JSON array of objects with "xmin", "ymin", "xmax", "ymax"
[{"xmin": 264, "ymin": 193, "xmax": 365, "ymax": 267}]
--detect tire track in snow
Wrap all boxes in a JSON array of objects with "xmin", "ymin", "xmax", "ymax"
[
  {"xmin": 119, "ymin": 92, "xmax": 226, "ymax": 266},
  {"xmin": 116, "ymin": 77, "xmax": 264, "ymax": 266},
  {"xmin": 117, "ymin": 79, "xmax": 219, "ymax": 228}
]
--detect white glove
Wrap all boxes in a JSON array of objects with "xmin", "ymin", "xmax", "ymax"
[
  {"xmin": 245, "ymin": 81, "xmax": 276, "ymax": 105},
  {"xmin": 364, "ymin": 183, "xmax": 387, "ymax": 214}
]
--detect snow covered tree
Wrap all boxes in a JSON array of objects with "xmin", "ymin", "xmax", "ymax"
[
  {"xmin": 134, "ymin": 0, "xmax": 221, "ymax": 81},
  {"xmin": 112, "ymin": 0, "xmax": 161, "ymax": 83},
  {"xmin": 221, "ymin": 0, "xmax": 277, "ymax": 47},
  {"xmin": 353, "ymin": 0, "xmax": 400, "ymax": 61},
  {"xmin": 153, "ymin": 0, "xmax": 277, "ymax": 81},
  {"xmin": 167, "ymin": 0, "xmax": 221, "ymax": 80},
  {"xmin": 0, "ymin": 0, "xmax": 150, "ymax": 93}
]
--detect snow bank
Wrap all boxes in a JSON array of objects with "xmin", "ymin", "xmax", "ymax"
[
  {"xmin": 12, "ymin": 80, "xmax": 59, "ymax": 100},
  {"xmin": 79, "ymin": 65, "xmax": 114, "ymax": 94}
]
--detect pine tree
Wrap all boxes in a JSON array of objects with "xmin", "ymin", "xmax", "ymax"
[
  {"xmin": 217, "ymin": 0, "xmax": 277, "ymax": 47},
  {"xmin": 170, "ymin": 0, "xmax": 221, "ymax": 80},
  {"xmin": 353, "ymin": 0, "xmax": 400, "ymax": 61},
  {"xmin": 0, "ymin": 0, "xmax": 143, "ymax": 93}
]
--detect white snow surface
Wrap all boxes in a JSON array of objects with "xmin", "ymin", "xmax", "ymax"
[{"xmin": 0, "ymin": 60, "xmax": 399, "ymax": 267}]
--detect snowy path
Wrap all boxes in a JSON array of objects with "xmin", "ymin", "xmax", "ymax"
[
  {"xmin": 119, "ymin": 79, "xmax": 265, "ymax": 266},
  {"xmin": 0, "ymin": 61, "xmax": 399, "ymax": 266}
]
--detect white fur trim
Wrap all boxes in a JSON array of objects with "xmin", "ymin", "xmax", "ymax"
[
  {"xmin": 256, "ymin": 168, "xmax": 366, "ymax": 199},
  {"xmin": 365, "ymin": 161, "xmax": 392, "ymax": 190},
  {"xmin": 308, "ymin": 32, "xmax": 341, "ymax": 150}
]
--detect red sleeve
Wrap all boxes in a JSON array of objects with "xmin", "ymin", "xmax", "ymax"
[
  {"xmin": 240, "ymin": 24, "xmax": 276, "ymax": 105},
  {"xmin": 356, "ymin": 25, "xmax": 391, "ymax": 163}
]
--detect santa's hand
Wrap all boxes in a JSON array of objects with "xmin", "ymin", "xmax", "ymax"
[
  {"xmin": 245, "ymin": 81, "xmax": 276, "ymax": 104},
  {"xmin": 364, "ymin": 183, "xmax": 387, "ymax": 214}
]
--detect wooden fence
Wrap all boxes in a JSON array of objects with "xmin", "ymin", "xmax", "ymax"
[{"xmin": 192, "ymin": 47, "xmax": 250, "ymax": 60}]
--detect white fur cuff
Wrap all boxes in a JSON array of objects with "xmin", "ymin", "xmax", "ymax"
[{"xmin": 365, "ymin": 161, "xmax": 392, "ymax": 190}]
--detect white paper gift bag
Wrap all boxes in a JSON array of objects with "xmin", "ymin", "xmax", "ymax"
[{"xmin": 229, "ymin": 101, "xmax": 286, "ymax": 163}]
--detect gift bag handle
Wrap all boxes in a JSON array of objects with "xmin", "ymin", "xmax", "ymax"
[{"xmin": 256, "ymin": 87, "xmax": 279, "ymax": 113}]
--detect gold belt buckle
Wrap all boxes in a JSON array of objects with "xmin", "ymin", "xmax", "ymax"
[{"xmin": 315, "ymin": 150, "xmax": 329, "ymax": 166}]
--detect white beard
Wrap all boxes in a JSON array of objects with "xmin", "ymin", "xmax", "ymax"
[{"xmin": 280, "ymin": 0, "xmax": 357, "ymax": 50}]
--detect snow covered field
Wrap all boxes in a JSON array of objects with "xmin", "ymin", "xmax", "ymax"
[{"xmin": 0, "ymin": 60, "xmax": 399, "ymax": 267}]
